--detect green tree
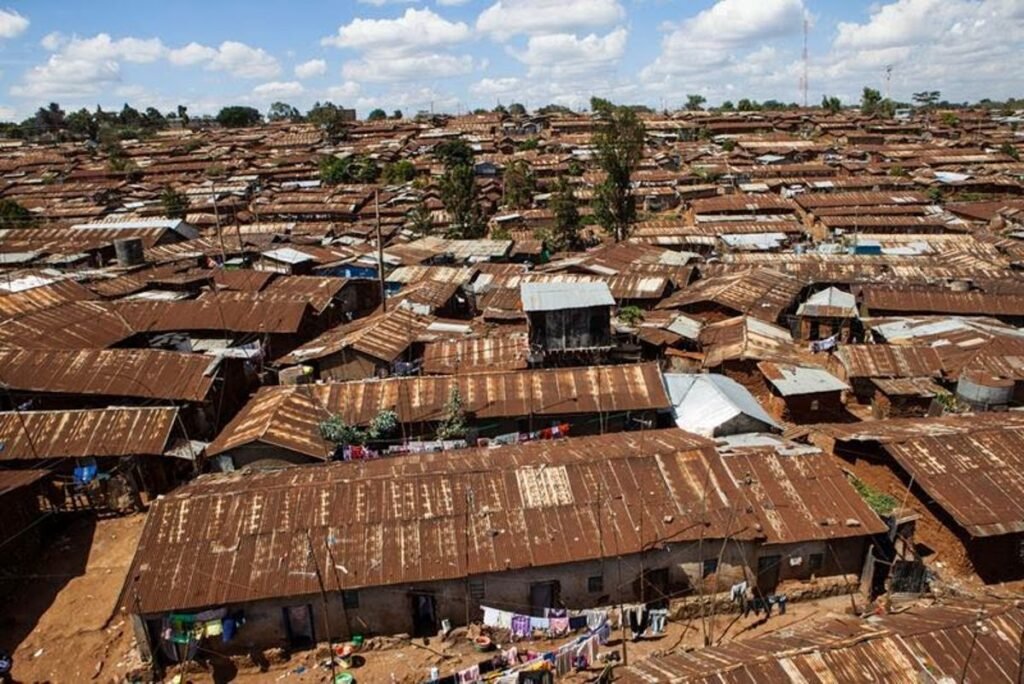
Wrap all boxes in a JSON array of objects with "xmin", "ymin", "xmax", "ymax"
[
  {"xmin": 144, "ymin": 107, "xmax": 166, "ymax": 129},
  {"xmin": 1000, "ymin": 142, "xmax": 1020, "ymax": 161},
  {"xmin": 940, "ymin": 112, "xmax": 960, "ymax": 127},
  {"xmin": 508, "ymin": 102, "xmax": 527, "ymax": 117},
  {"xmin": 737, "ymin": 98, "xmax": 758, "ymax": 112},
  {"xmin": 861, "ymin": 87, "xmax": 883, "ymax": 115},
  {"xmin": 65, "ymin": 108, "xmax": 98, "ymax": 141},
  {"xmin": 307, "ymin": 101, "xmax": 350, "ymax": 141},
  {"xmin": 383, "ymin": 159, "xmax": 417, "ymax": 184},
  {"xmin": 216, "ymin": 106, "xmax": 261, "ymax": 127},
  {"xmin": 720, "ymin": 100, "xmax": 735, "ymax": 112},
  {"xmin": 0, "ymin": 199, "xmax": 34, "ymax": 229},
  {"xmin": 34, "ymin": 102, "xmax": 65, "ymax": 135},
  {"xmin": 591, "ymin": 98, "xmax": 645, "ymax": 242},
  {"xmin": 435, "ymin": 388, "xmax": 468, "ymax": 440},
  {"xmin": 721, "ymin": 138, "xmax": 737, "ymax": 152},
  {"xmin": 548, "ymin": 176, "xmax": 581, "ymax": 252},
  {"xmin": 516, "ymin": 137, "xmax": 540, "ymax": 151},
  {"xmin": 392, "ymin": 109, "xmax": 403, "ymax": 120},
  {"xmin": 267, "ymin": 102, "xmax": 301, "ymax": 122},
  {"xmin": 821, "ymin": 95, "xmax": 842, "ymax": 114},
  {"xmin": 686, "ymin": 94, "xmax": 707, "ymax": 111},
  {"xmin": 407, "ymin": 198, "xmax": 434, "ymax": 235},
  {"xmin": 320, "ymin": 155, "xmax": 380, "ymax": 185},
  {"xmin": 176, "ymin": 105, "xmax": 190, "ymax": 125},
  {"xmin": 160, "ymin": 187, "xmax": 190, "ymax": 219},
  {"xmin": 367, "ymin": 108, "xmax": 387, "ymax": 122},
  {"xmin": 433, "ymin": 139, "xmax": 475, "ymax": 169},
  {"xmin": 119, "ymin": 103, "xmax": 143, "ymax": 128},
  {"xmin": 439, "ymin": 164, "xmax": 485, "ymax": 238},
  {"xmin": 912, "ymin": 90, "xmax": 941, "ymax": 110},
  {"xmin": 502, "ymin": 159, "xmax": 535, "ymax": 209}
]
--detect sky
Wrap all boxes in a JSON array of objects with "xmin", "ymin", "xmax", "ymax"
[{"xmin": 0, "ymin": 0, "xmax": 1021, "ymax": 121}]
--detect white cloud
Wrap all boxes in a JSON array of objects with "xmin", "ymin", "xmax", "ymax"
[
  {"xmin": 252, "ymin": 81, "xmax": 305, "ymax": 98},
  {"xmin": 324, "ymin": 8, "xmax": 473, "ymax": 83},
  {"xmin": 643, "ymin": 0, "xmax": 805, "ymax": 79},
  {"xmin": 40, "ymin": 31, "xmax": 66, "ymax": 51},
  {"xmin": 477, "ymin": 0, "xmax": 624, "ymax": 40},
  {"xmin": 62, "ymin": 33, "xmax": 168, "ymax": 63},
  {"xmin": 470, "ymin": 77, "xmax": 522, "ymax": 96},
  {"xmin": 438, "ymin": 0, "xmax": 471, "ymax": 5},
  {"xmin": 168, "ymin": 41, "xmax": 217, "ymax": 66},
  {"xmin": 355, "ymin": 86, "xmax": 459, "ymax": 113},
  {"xmin": 0, "ymin": 8, "xmax": 28, "ymax": 39},
  {"xmin": 10, "ymin": 54, "xmax": 121, "ymax": 98},
  {"xmin": 0, "ymin": 105, "xmax": 15, "ymax": 121},
  {"xmin": 343, "ymin": 53, "xmax": 474, "ymax": 82},
  {"xmin": 513, "ymin": 28, "xmax": 628, "ymax": 78},
  {"xmin": 322, "ymin": 8, "xmax": 470, "ymax": 54},
  {"xmin": 326, "ymin": 81, "xmax": 362, "ymax": 100},
  {"xmin": 294, "ymin": 58, "xmax": 327, "ymax": 79},
  {"xmin": 207, "ymin": 41, "xmax": 281, "ymax": 79}
]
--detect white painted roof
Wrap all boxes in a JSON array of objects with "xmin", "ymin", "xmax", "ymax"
[
  {"xmin": 663, "ymin": 373, "xmax": 780, "ymax": 437},
  {"xmin": 521, "ymin": 281, "xmax": 614, "ymax": 312}
]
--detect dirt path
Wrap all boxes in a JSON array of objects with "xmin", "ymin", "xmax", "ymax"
[{"xmin": 2, "ymin": 514, "xmax": 145, "ymax": 684}]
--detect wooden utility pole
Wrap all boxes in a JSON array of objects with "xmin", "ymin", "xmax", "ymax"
[
  {"xmin": 375, "ymin": 190, "xmax": 388, "ymax": 312},
  {"xmin": 305, "ymin": 532, "xmax": 337, "ymax": 683}
]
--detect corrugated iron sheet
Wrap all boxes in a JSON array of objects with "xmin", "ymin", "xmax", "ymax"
[
  {"xmin": 279, "ymin": 307, "xmax": 437, "ymax": 364},
  {"xmin": 207, "ymin": 363, "xmax": 671, "ymax": 459},
  {"xmin": 0, "ymin": 348, "xmax": 216, "ymax": 401},
  {"xmin": 834, "ymin": 345, "xmax": 943, "ymax": 379},
  {"xmin": 884, "ymin": 426, "xmax": 1024, "ymax": 537},
  {"xmin": 618, "ymin": 602, "xmax": 1024, "ymax": 683},
  {"xmin": 658, "ymin": 269, "xmax": 802, "ymax": 323},
  {"xmin": 124, "ymin": 429, "xmax": 762, "ymax": 614},
  {"xmin": 0, "ymin": 407, "xmax": 177, "ymax": 460},
  {"xmin": 421, "ymin": 334, "xmax": 529, "ymax": 374}
]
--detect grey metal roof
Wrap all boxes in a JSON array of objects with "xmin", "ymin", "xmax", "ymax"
[
  {"xmin": 520, "ymin": 281, "xmax": 614, "ymax": 312},
  {"xmin": 759, "ymin": 362, "xmax": 850, "ymax": 396}
]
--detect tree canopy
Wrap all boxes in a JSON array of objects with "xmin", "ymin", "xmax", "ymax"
[
  {"xmin": 216, "ymin": 106, "xmax": 262, "ymax": 128},
  {"xmin": 591, "ymin": 98, "xmax": 645, "ymax": 242}
]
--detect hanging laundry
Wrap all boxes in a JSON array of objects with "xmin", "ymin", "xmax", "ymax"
[
  {"xmin": 457, "ymin": 664, "xmax": 480, "ymax": 683},
  {"xmin": 548, "ymin": 617, "xmax": 569, "ymax": 635},
  {"xmin": 511, "ymin": 615, "xmax": 531, "ymax": 639},
  {"xmin": 568, "ymin": 615, "xmax": 587, "ymax": 631},
  {"xmin": 482, "ymin": 607, "xmax": 502, "ymax": 628},
  {"xmin": 529, "ymin": 616, "xmax": 549, "ymax": 631}
]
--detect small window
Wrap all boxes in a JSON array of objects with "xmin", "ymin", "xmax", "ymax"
[
  {"xmin": 809, "ymin": 553, "xmax": 824, "ymax": 572},
  {"xmin": 469, "ymin": 578, "xmax": 485, "ymax": 600},
  {"xmin": 810, "ymin": 399, "xmax": 820, "ymax": 411},
  {"xmin": 342, "ymin": 590, "xmax": 359, "ymax": 609},
  {"xmin": 702, "ymin": 558, "xmax": 718, "ymax": 578},
  {"xmin": 587, "ymin": 576, "xmax": 604, "ymax": 593}
]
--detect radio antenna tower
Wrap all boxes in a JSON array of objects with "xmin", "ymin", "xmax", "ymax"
[
  {"xmin": 800, "ymin": 16, "xmax": 809, "ymax": 108},
  {"xmin": 884, "ymin": 65, "xmax": 893, "ymax": 100}
]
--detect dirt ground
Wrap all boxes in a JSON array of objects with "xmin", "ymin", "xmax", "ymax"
[
  {"xmin": 0, "ymin": 513, "xmax": 145, "ymax": 684},
  {"xmin": 163, "ymin": 593, "xmax": 865, "ymax": 684}
]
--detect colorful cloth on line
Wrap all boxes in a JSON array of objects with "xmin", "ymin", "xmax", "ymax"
[{"xmin": 511, "ymin": 614, "xmax": 531, "ymax": 639}]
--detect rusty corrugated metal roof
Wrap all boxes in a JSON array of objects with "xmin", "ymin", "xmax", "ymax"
[
  {"xmin": 0, "ymin": 348, "xmax": 216, "ymax": 401},
  {"xmin": 834, "ymin": 344, "xmax": 944, "ymax": 379},
  {"xmin": 618, "ymin": 601, "xmax": 1024, "ymax": 683},
  {"xmin": 0, "ymin": 300, "xmax": 135, "ymax": 349},
  {"xmin": 0, "ymin": 407, "xmax": 177, "ymax": 460},
  {"xmin": 207, "ymin": 363, "xmax": 671, "ymax": 459},
  {"xmin": 124, "ymin": 429, "xmax": 763, "ymax": 613},
  {"xmin": 0, "ymin": 280, "xmax": 98, "ymax": 320},
  {"xmin": 116, "ymin": 294, "xmax": 312, "ymax": 334},
  {"xmin": 658, "ymin": 269, "xmax": 802, "ymax": 323},
  {"xmin": 861, "ymin": 287, "xmax": 1024, "ymax": 317},
  {"xmin": 884, "ymin": 426, "xmax": 1024, "ymax": 537},
  {"xmin": 421, "ymin": 333, "xmax": 528, "ymax": 374},
  {"xmin": 279, "ymin": 307, "xmax": 437, "ymax": 365}
]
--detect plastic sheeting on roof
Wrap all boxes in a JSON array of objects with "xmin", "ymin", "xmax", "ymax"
[{"xmin": 663, "ymin": 373, "xmax": 781, "ymax": 438}]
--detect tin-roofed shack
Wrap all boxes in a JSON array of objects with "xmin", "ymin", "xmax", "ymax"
[
  {"xmin": 206, "ymin": 363, "xmax": 671, "ymax": 467},
  {"xmin": 119, "ymin": 429, "xmax": 882, "ymax": 659},
  {"xmin": 521, "ymin": 281, "xmax": 614, "ymax": 360}
]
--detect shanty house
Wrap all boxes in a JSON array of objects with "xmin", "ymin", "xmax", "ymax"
[
  {"xmin": 119, "ymin": 429, "xmax": 883, "ymax": 659},
  {"xmin": 830, "ymin": 345, "xmax": 945, "ymax": 406},
  {"xmin": 0, "ymin": 407, "xmax": 195, "ymax": 510},
  {"xmin": 521, "ymin": 281, "xmax": 614, "ymax": 360},
  {"xmin": 663, "ymin": 373, "xmax": 781, "ymax": 438},
  {"xmin": 207, "ymin": 364, "xmax": 671, "ymax": 467},
  {"xmin": 757, "ymin": 362, "xmax": 850, "ymax": 423},
  {"xmin": 794, "ymin": 287, "xmax": 859, "ymax": 342}
]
